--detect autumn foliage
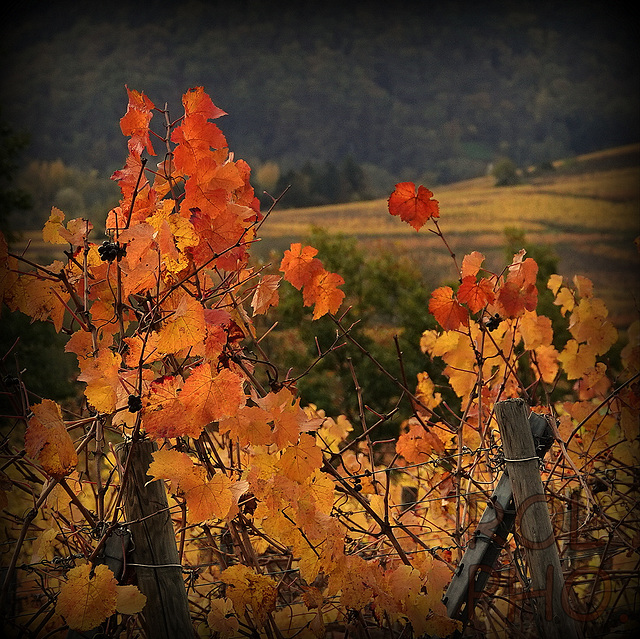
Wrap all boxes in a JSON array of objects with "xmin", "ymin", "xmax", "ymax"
[{"xmin": 0, "ymin": 87, "xmax": 638, "ymax": 639}]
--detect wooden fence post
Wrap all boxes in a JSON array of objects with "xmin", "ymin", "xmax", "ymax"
[
  {"xmin": 118, "ymin": 440, "xmax": 193, "ymax": 639},
  {"xmin": 494, "ymin": 398, "xmax": 581, "ymax": 639}
]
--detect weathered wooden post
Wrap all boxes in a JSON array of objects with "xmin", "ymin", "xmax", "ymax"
[
  {"xmin": 118, "ymin": 440, "xmax": 193, "ymax": 639},
  {"xmin": 494, "ymin": 398, "xmax": 581, "ymax": 639}
]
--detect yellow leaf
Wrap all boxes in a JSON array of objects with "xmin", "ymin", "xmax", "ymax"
[
  {"xmin": 115, "ymin": 585, "xmax": 147, "ymax": 615},
  {"xmin": 207, "ymin": 598, "xmax": 239, "ymax": 638},
  {"xmin": 156, "ymin": 293, "xmax": 206, "ymax": 354},
  {"xmin": 278, "ymin": 434, "xmax": 323, "ymax": 483},
  {"xmin": 547, "ymin": 273, "xmax": 563, "ymax": 296},
  {"xmin": 220, "ymin": 565, "xmax": 277, "ymax": 627},
  {"xmin": 57, "ymin": 564, "xmax": 118, "ymax": 631},
  {"xmin": 42, "ymin": 207, "xmax": 68, "ymax": 244},
  {"xmin": 25, "ymin": 399, "xmax": 78, "ymax": 478},
  {"xmin": 554, "ymin": 286, "xmax": 575, "ymax": 316},
  {"xmin": 519, "ymin": 311, "xmax": 553, "ymax": 350},
  {"xmin": 558, "ymin": 339, "xmax": 596, "ymax": 380},
  {"xmin": 77, "ymin": 349, "xmax": 121, "ymax": 413}
]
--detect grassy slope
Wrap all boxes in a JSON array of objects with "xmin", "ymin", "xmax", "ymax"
[
  {"xmin": 11, "ymin": 144, "xmax": 640, "ymax": 326},
  {"xmin": 260, "ymin": 144, "xmax": 640, "ymax": 326}
]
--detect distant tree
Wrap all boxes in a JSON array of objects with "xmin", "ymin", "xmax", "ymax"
[
  {"xmin": 0, "ymin": 120, "xmax": 31, "ymax": 239},
  {"xmin": 492, "ymin": 157, "xmax": 520, "ymax": 186}
]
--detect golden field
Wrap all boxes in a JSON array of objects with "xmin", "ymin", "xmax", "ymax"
[
  {"xmin": 260, "ymin": 144, "xmax": 640, "ymax": 326},
  {"xmin": 11, "ymin": 144, "xmax": 639, "ymax": 326}
]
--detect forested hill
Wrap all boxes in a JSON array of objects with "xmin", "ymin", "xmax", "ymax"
[{"xmin": 2, "ymin": 0, "xmax": 638, "ymax": 192}]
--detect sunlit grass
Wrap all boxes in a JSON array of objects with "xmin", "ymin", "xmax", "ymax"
[{"xmin": 10, "ymin": 145, "xmax": 640, "ymax": 325}]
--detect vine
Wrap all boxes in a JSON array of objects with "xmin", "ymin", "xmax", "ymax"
[{"xmin": 0, "ymin": 87, "xmax": 638, "ymax": 638}]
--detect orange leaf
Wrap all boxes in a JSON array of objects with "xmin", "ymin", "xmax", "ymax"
[
  {"xmin": 219, "ymin": 405, "xmax": 274, "ymax": 447},
  {"xmin": 495, "ymin": 279, "xmax": 537, "ymax": 318},
  {"xmin": 148, "ymin": 448, "xmax": 202, "ymax": 493},
  {"xmin": 302, "ymin": 269, "xmax": 345, "ymax": 319},
  {"xmin": 25, "ymin": 399, "xmax": 78, "ymax": 478},
  {"xmin": 77, "ymin": 349, "xmax": 122, "ymax": 413},
  {"xmin": 278, "ymin": 433, "xmax": 323, "ymax": 483},
  {"xmin": 387, "ymin": 182, "xmax": 439, "ymax": 231},
  {"xmin": 171, "ymin": 116, "xmax": 228, "ymax": 176},
  {"xmin": 533, "ymin": 344, "xmax": 560, "ymax": 384},
  {"xmin": 396, "ymin": 418, "xmax": 445, "ymax": 463},
  {"xmin": 251, "ymin": 274, "xmax": 281, "ymax": 316},
  {"xmin": 182, "ymin": 86, "xmax": 227, "ymax": 120},
  {"xmin": 256, "ymin": 388, "xmax": 308, "ymax": 449},
  {"xmin": 461, "ymin": 251, "xmax": 485, "ymax": 278},
  {"xmin": 120, "ymin": 86, "xmax": 156, "ymax": 156},
  {"xmin": 180, "ymin": 364, "xmax": 246, "ymax": 434},
  {"xmin": 156, "ymin": 293, "xmax": 206, "ymax": 355},
  {"xmin": 149, "ymin": 449, "xmax": 235, "ymax": 522},
  {"xmin": 57, "ymin": 563, "xmax": 118, "ymax": 631},
  {"xmin": 280, "ymin": 243, "xmax": 323, "ymax": 290},
  {"xmin": 184, "ymin": 472, "xmax": 233, "ymax": 523},
  {"xmin": 457, "ymin": 276, "xmax": 495, "ymax": 313},
  {"xmin": 429, "ymin": 286, "xmax": 469, "ymax": 330}
]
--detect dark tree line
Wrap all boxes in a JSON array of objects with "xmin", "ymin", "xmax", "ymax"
[{"xmin": 1, "ymin": 0, "xmax": 638, "ymax": 196}]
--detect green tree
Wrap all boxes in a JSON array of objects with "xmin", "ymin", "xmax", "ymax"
[
  {"xmin": 0, "ymin": 120, "xmax": 31, "ymax": 240},
  {"xmin": 257, "ymin": 228, "xmax": 439, "ymax": 436},
  {"xmin": 492, "ymin": 157, "xmax": 520, "ymax": 186}
]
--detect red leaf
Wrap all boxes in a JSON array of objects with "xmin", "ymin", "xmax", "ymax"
[
  {"xmin": 428, "ymin": 286, "xmax": 469, "ymax": 331},
  {"xmin": 457, "ymin": 276, "xmax": 495, "ymax": 313},
  {"xmin": 302, "ymin": 269, "xmax": 345, "ymax": 319},
  {"xmin": 182, "ymin": 86, "xmax": 227, "ymax": 120},
  {"xmin": 280, "ymin": 243, "xmax": 323, "ymax": 290},
  {"xmin": 119, "ymin": 87, "xmax": 156, "ymax": 156},
  {"xmin": 388, "ymin": 182, "xmax": 439, "ymax": 231}
]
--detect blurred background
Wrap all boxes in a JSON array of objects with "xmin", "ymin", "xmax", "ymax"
[{"xmin": 1, "ymin": 0, "xmax": 638, "ymax": 229}]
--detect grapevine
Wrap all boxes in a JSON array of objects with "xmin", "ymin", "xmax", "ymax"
[{"xmin": 0, "ymin": 87, "xmax": 638, "ymax": 639}]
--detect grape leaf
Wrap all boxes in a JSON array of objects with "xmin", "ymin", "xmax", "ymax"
[
  {"xmin": 57, "ymin": 563, "xmax": 118, "ymax": 631},
  {"xmin": 182, "ymin": 86, "xmax": 227, "ymax": 120},
  {"xmin": 156, "ymin": 292, "xmax": 206, "ymax": 355},
  {"xmin": 120, "ymin": 86, "xmax": 156, "ymax": 156},
  {"xmin": 115, "ymin": 585, "xmax": 147, "ymax": 615},
  {"xmin": 280, "ymin": 243, "xmax": 323, "ymax": 290},
  {"xmin": 149, "ymin": 449, "xmax": 235, "ymax": 522},
  {"xmin": 142, "ymin": 375, "xmax": 198, "ymax": 439},
  {"xmin": 457, "ymin": 275, "xmax": 495, "ymax": 313},
  {"xmin": 25, "ymin": 399, "xmax": 78, "ymax": 478},
  {"xmin": 387, "ymin": 182, "xmax": 439, "ymax": 231},
  {"xmin": 219, "ymin": 564, "xmax": 277, "ymax": 627},
  {"xmin": 429, "ymin": 286, "xmax": 469, "ymax": 330},
  {"xmin": 185, "ymin": 471, "xmax": 234, "ymax": 523},
  {"xmin": 302, "ymin": 269, "xmax": 345, "ymax": 319},
  {"xmin": 396, "ymin": 418, "xmax": 445, "ymax": 463},
  {"xmin": 179, "ymin": 364, "xmax": 246, "ymax": 435},
  {"xmin": 42, "ymin": 207, "xmax": 69, "ymax": 244},
  {"xmin": 219, "ymin": 405, "xmax": 274, "ymax": 447},
  {"xmin": 461, "ymin": 251, "xmax": 485, "ymax": 278},
  {"xmin": 519, "ymin": 311, "xmax": 553, "ymax": 350},
  {"xmin": 558, "ymin": 339, "xmax": 597, "ymax": 380},
  {"xmin": 207, "ymin": 598, "xmax": 239, "ymax": 638},
  {"xmin": 251, "ymin": 274, "xmax": 281, "ymax": 315},
  {"xmin": 77, "ymin": 349, "xmax": 122, "ymax": 413},
  {"xmin": 278, "ymin": 433, "xmax": 323, "ymax": 483}
]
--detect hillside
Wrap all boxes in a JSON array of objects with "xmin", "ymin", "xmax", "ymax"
[
  {"xmin": 258, "ymin": 144, "xmax": 640, "ymax": 326},
  {"xmin": 2, "ymin": 0, "xmax": 638, "ymax": 190},
  {"xmin": 10, "ymin": 144, "xmax": 639, "ymax": 326}
]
